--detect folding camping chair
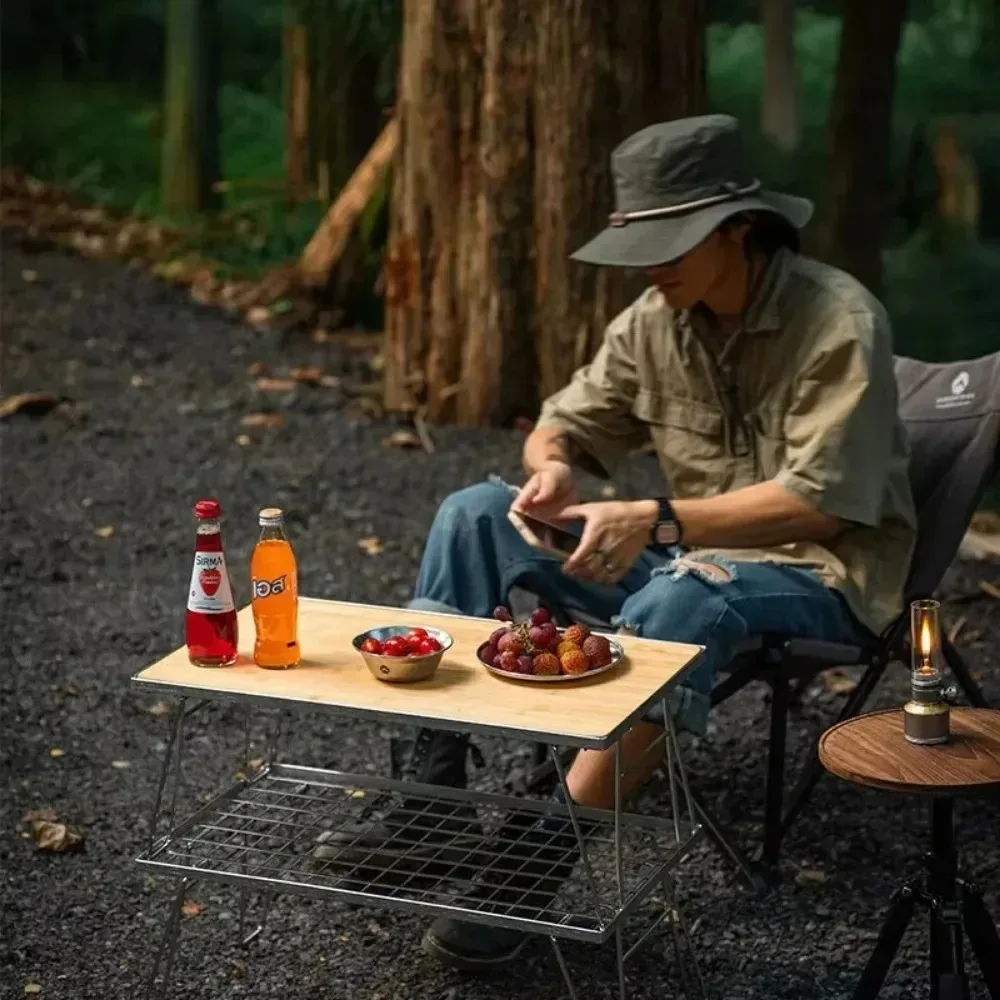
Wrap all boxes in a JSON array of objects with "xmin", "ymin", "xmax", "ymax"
[{"xmin": 515, "ymin": 352, "xmax": 1000, "ymax": 893}]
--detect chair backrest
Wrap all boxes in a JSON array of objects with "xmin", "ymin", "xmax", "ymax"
[{"xmin": 896, "ymin": 352, "xmax": 1000, "ymax": 599}]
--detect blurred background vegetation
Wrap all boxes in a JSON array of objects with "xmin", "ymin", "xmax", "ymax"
[{"xmin": 2, "ymin": 0, "xmax": 998, "ymax": 359}]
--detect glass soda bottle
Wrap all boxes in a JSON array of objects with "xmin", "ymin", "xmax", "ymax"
[
  {"xmin": 250, "ymin": 507, "xmax": 300, "ymax": 669},
  {"xmin": 185, "ymin": 498, "xmax": 239, "ymax": 667}
]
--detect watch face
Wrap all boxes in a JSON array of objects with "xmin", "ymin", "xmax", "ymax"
[{"xmin": 655, "ymin": 521, "xmax": 679, "ymax": 545}]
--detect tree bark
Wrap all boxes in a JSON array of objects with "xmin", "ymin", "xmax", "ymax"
[
  {"xmin": 760, "ymin": 0, "xmax": 798, "ymax": 151},
  {"xmin": 812, "ymin": 0, "xmax": 909, "ymax": 295},
  {"xmin": 283, "ymin": 0, "xmax": 311, "ymax": 204},
  {"xmin": 161, "ymin": 0, "xmax": 221, "ymax": 214},
  {"xmin": 384, "ymin": 0, "xmax": 706, "ymax": 426}
]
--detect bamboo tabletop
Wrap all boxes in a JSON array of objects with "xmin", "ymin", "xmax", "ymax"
[
  {"xmin": 819, "ymin": 708, "xmax": 1000, "ymax": 796},
  {"xmin": 132, "ymin": 598, "xmax": 705, "ymax": 749}
]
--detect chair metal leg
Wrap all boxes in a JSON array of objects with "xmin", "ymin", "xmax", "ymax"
[
  {"xmin": 777, "ymin": 657, "xmax": 888, "ymax": 845},
  {"xmin": 941, "ymin": 638, "xmax": 989, "ymax": 708},
  {"xmin": 760, "ymin": 664, "xmax": 789, "ymax": 869}
]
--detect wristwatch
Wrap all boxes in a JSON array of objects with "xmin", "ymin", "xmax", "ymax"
[{"xmin": 649, "ymin": 497, "xmax": 682, "ymax": 552}]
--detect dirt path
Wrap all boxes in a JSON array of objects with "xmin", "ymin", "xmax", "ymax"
[{"xmin": 2, "ymin": 234, "xmax": 998, "ymax": 999}]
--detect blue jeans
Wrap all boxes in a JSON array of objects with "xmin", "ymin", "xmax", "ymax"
[{"xmin": 410, "ymin": 481, "xmax": 870, "ymax": 735}]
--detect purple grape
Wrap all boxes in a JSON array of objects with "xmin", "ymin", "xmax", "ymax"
[
  {"xmin": 481, "ymin": 647, "xmax": 497, "ymax": 667},
  {"xmin": 489, "ymin": 626, "xmax": 511, "ymax": 644},
  {"xmin": 529, "ymin": 607, "xmax": 551, "ymax": 626},
  {"xmin": 492, "ymin": 605, "xmax": 513, "ymax": 622},
  {"xmin": 516, "ymin": 655, "xmax": 534, "ymax": 674}
]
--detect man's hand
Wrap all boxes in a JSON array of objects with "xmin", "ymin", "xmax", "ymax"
[
  {"xmin": 559, "ymin": 500, "xmax": 657, "ymax": 585},
  {"xmin": 512, "ymin": 461, "xmax": 578, "ymax": 519}
]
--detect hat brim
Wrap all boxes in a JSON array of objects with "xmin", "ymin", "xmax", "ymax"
[{"xmin": 569, "ymin": 191, "xmax": 813, "ymax": 268}]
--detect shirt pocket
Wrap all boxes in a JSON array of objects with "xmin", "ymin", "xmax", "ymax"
[
  {"xmin": 751, "ymin": 406, "xmax": 787, "ymax": 479},
  {"xmin": 632, "ymin": 391, "xmax": 728, "ymax": 495}
]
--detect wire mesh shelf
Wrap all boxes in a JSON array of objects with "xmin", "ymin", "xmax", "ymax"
[{"xmin": 138, "ymin": 763, "xmax": 699, "ymax": 942}]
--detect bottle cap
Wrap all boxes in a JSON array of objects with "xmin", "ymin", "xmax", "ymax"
[
  {"xmin": 259, "ymin": 507, "xmax": 284, "ymax": 526},
  {"xmin": 194, "ymin": 499, "xmax": 222, "ymax": 520}
]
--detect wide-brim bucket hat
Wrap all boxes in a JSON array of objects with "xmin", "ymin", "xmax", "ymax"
[{"xmin": 571, "ymin": 114, "xmax": 813, "ymax": 268}]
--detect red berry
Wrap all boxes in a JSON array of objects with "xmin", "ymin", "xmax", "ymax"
[
  {"xmin": 530, "ymin": 607, "xmax": 551, "ymax": 626},
  {"xmin": 360, "ymin": 637, "xmax": 383, "ymax": 654},
  {"xmin": 383, "ymin": 637, "xmax": 408, "ymax": 657},
  {"xmin": 515, "ymin": 655, "xmax": 534, "ymax": 674},
  {"xmin": 497, "ymin": 632, "xmax": 524, "ymax": 656},
  {"xmin": 497, "ymin": 650, "xmax": 519, "ymax": 672},
  {"xmin": 493, "ymin": 606, "xmax": 513, "ymax": 622}
]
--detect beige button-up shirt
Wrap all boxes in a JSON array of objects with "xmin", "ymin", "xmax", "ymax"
[{"xmin": 536, "ymin": 248, "xmax": 917, "ymax": 635}]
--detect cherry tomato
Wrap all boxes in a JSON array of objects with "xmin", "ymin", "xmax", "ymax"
[
  {"xmin": 414, "ymin": 637, "xmax": 437, "ymax": 656},
  {"xmin": 360, "ymin": 637, "xmax": 383, "ymax": 654},
  {"xmin": 383, "ymin": 637, "xmax": 408, "ymax": 657},
  {"xmin": 423, "ymin": 636, "xmax": 442, "ymax": 652},
  {"xmin": 404, "ymin": 628, "xmax": 428, "ymax": 645}
]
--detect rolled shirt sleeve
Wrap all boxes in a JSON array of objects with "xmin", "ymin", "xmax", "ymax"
[
  {"xmin": 535, "ymin": 304, "xmax": 649, "ymax": 478},
  {"xmin": 776, "ymin": 310, "xmax": 898, "ymax": 527}
]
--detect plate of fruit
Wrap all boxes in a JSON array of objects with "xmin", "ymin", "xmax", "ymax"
[{"xmin": 476, "ymin": 605, "xmax": 623, "ymax": 683}]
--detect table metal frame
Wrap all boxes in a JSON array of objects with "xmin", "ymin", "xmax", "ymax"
[{"xmin": 137, "ymin": 693, "xmax": 707, "ymax": 1000}]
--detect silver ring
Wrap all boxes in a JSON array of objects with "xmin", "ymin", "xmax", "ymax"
[{"xmin": 602, "ymin": 556, "xmax": 616, "ymax": 574}]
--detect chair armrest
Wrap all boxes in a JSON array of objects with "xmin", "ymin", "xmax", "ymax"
[{"xmin": 781, "ymin": 637, "xmax": 869, "ymax": 666}]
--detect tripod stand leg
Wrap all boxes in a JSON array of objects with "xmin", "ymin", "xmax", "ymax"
[
  {"xmin": 853, "ymin": 885, "xmax": 918, "ymax": 1000},
  {"xmin": 960, "ymin": 882, "xmax": 1000, "ymax": 999}
]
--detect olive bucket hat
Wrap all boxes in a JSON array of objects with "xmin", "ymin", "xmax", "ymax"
[{"xmin": 571, "ymin": 114, "xmax": 813, "ymax": 268}]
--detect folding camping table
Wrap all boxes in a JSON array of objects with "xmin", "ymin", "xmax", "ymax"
[{"xmin": 133, "ymin": 597, "xmax": 709, "ymax": 999}]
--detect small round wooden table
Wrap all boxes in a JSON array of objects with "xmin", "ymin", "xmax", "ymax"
[{"xmin": 819, "ymin": 707, "xmax": 1000, "ymax": 1000}]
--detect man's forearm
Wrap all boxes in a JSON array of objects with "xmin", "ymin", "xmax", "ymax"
[
  {"xmin": 523, "ymin": 425, "xmax": 573, "ymax": 475},
  {"xmin": 635, "ymin": 480, "xmax": 845, "ymax": 549}
]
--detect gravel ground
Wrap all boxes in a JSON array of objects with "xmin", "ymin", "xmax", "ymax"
[{"xmin": 2, "ymin": 234, "xmax": 999, "ymax": 1000}]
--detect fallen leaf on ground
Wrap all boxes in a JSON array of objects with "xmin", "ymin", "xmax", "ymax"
[
  {"xmin": 795, "ymin": 868, "xmax": 828, "ymax": 887},
  {"xmin": 248, "ymin": 758, "xmax": 264, "ymax": 771},
  {"xmin": 319, "ymin": 375, "xmax": 341, "ymax": 388},
  {"xmin": 240, "ymin": 412, "xmax": 284, "ymax": 429},
  {"xmin": 255, "ymin": 377, "xmax": 296, "ymax": 393},
  {"xmin": 291, "ymin": 365, "xmax": 324, "ymax": 384},
  {"xmin": 94, "ymin": 525, "xmax": 115, "ymax": 539},
  {"xmin": 181, "ymin": 900, "xmax": 204, "ymax": 919},
  {"xmin": 0, "ymin": 392, "xmax": 64, "ymax": 420},
  {"xmin": 358, "ymin": 536, "xmax": 383, "ymax": 556},
  {"xmin": 148, "ymin": 701, "xmax": 170, "ymax": 718},
  {"xmin": 129, "ymin": 374, "xmax": 149, "ymax": 388},
  {"xmin": 979, "ymin": 580, "xmax": 1000, "ymax": 601},
  {"xmin": 235, "ymin": 434, "xmax": 252, "ymax": 447},
  {"xmin": 383, "ymin": 429, "xmax": 421, "ymax": 450},
  {"xmin": 34, "ymin": 820, "xmax": 84, "ymax": 853},
  {"xmin": 246, "ymin": 306, "xmax": 272, "ymax": 326},
  {"xmin": 246, "ymin": 360, "xmax": 267, "ymax": 377},
  {"xmin": 24, "ymin": 808, "xmax": 59, "ymax": 824},
  {"xmin": 21, "ymin": 269, "xmax": 38, "ymax": 283},
  {"xmin": 60, "ymin": 683, "xmax": 79, "ymax": 696},
  {"xmin": 48, "ymin": 748, "xmax": 65, "ymax": 759},
  {"xmin": 349, "ymin": 789, "xmax": 366, "ymax": 799},
  {"xmin": 24, "ymin": 984, "xmax": 42, "ymax": 994},
  {"xmin": 821, "ymin": 670, "xmax": 858, "ymax": 696},
  {"xmin": 111, "ymin": 760, "xmax": 131, "ymax": 770}
]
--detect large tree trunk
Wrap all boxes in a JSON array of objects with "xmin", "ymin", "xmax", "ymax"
[
  {"xmin": 384, "ymin": 0, "xmax": 706, "ymax": 426},
  {"xmin": 760, "ymin": 0, "xmax": 798, "ymax": 151},
  {"xmin": 812, "ymin": 0, "xmax": 909, "ymax": 295},
  {"xmin": 161, "ymin": 0, "xmax": 221, "ymax": 214},
  {"xmin": 283, "ymin": 0, "xmax": 311, "ymax": 204}
]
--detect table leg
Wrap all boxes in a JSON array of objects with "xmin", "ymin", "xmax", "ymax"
[
  {"xmin": 853, "ymin": 884, "xmax": 918, "ymax": 1000},
  {"xmin": 959, "ymin": 881, "xmax": 1000, "ymax": 999},
  {"xmin": 142, "ymin": 878, "xmax": 189, "ymax": 1000},
  {"xmin": 927, "ymin": 799, "xmax": 968, "ymax": 1000}
]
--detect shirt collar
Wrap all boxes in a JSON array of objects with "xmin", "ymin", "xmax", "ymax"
[{"xmin": 742, "ymin": 246, "xmax": 792, "ymax": 333}]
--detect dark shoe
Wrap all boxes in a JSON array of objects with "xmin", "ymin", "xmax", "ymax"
[
  {"xmin": 422, "ymin": 917, "xmax": 528, "ymax": 972},
  {"xmin": 421, "ymin": 806, "xmax": 593, "ymax": 972},
  {"xmin": 313, "ymin": 729, "xmax": 480, "ymax": 878}
]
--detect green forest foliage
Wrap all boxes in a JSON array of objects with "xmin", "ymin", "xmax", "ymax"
[{"xmin": 2, "ymin": 1, "xmax": 998, "ymax": 361}]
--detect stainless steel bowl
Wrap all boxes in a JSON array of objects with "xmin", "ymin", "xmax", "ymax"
[{"xmin": 352, "ymin": 625, "xmax": 453, "ymax": 683}]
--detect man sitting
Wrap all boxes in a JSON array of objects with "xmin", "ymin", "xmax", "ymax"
[{"xmin": 319, "ymin": 114, "xmax": 917, "ymax": 972}]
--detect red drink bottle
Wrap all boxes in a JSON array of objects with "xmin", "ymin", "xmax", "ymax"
[{"xmin": 185, "ymin": 498, "xmax": 239, "ymax": 667}]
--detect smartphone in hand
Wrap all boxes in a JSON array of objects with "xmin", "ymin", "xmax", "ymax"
[{"xmin": 507, "ymin": 509, "xmax": 581, "ymax": 561}]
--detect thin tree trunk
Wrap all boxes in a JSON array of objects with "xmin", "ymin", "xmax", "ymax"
[
  {"xmin": 761, "ymin": 0, "xmax": 798, "ymax": 151},
  {"xmin": 161, "ymin": 0, "xmax": 221, "ymax": 214},
  {"xmin": 384, "ymin": 0, "xmax": 706, "ymax": 426},
  {"xmin": 284, "ymin": 0, "xmax": 311, "ymax": 204},
  {"xmin": 812, "ymin": 0, "xmax": 909, "ymax": 295}
]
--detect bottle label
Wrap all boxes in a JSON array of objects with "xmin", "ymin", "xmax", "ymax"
[
  {"xmin": 252, "ymin": 572, "xmax": 296, "ymax": 600},
  {"xmin": 188, "ymin": 552, "xmax": 235, "ymax": 613}
]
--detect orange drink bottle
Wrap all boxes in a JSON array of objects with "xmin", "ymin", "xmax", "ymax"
[{"xmin": 250, "ymin": 507, "xmax": 300, "ymax": 669}]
